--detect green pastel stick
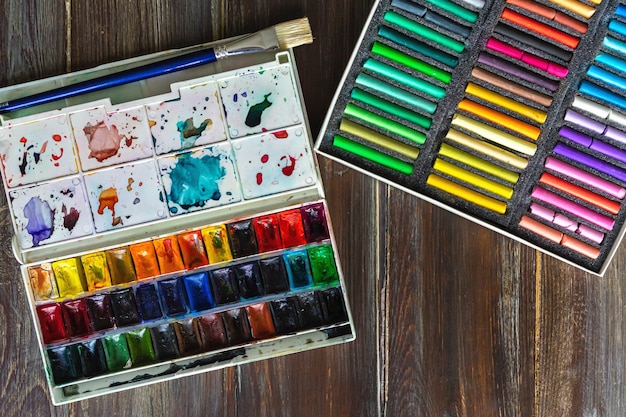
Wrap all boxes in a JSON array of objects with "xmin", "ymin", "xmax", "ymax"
[
  {"xmin": 355, "ymin": 73, "xmax": 437, "ymax": 114},
  {"xmin": 384, "ymin": 11, "xmax": 465, "ymax": 53},
  {"xmin": 351, "ymin": 88, "xmax": 431, "ymax": 128},
  {"xmin": 332, "ymin": 135, "xmax": 415, "ymax": 175},
  {"xmin": 307, "ymin": 244, "xmax": 339, "ymax": 285},
  {"xmin": 423, "ymin": 0, "xmax": 477, "ymax": 23},
  {"xmin": 345, "ymin": 103, "xmax": 426, "ymax": 144},
  {"xmin": 364, "ymin": 59, "xmax": 446, "ymax": 99},
  {"xmin": 378, "ymin": 26, "xmax": 458, "ymax": 68},
  {"xmin": 372, "ymin": 41, "xmax": 451, "ymax": 83}
]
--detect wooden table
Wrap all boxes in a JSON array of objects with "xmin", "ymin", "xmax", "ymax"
[{"xmin": 1, "ymin": 1, "xmax": 624, "ymax": 416}]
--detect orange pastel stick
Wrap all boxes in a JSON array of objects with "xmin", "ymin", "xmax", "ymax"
[
  {"xmin": 458, "ymin": 99, "xmax": 541, "ymax": 140},
  {"xmin": 539, "ymin": 172, "xmax": 621, "ymax": 215},
  {"xmin": 501, "ymin": 8, "xmax": 579, "ymax": 49},
  {"xmin": 519, "ymin": 215, "xmax": 563, "ymax": 243}
]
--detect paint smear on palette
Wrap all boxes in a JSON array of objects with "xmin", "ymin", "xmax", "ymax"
[
  {"xmin": 147, "ymin": 82, "xmax": 227, "ymax": 155},
  {"xmin": 70, "ymin": 106, "xmax": 153, "ymax": 171},
  {"xmin": 8, "ymin": 177, "xmax": 93, "ymax": 248},
  {"xmin": 158, "ymin": 143, "xmax": 241, "ymax": 215},
  {"xmin": 232, "ymin": 127, "xmax": 316, "ymax": 199},
  {"xmin": 218, "ymin": 64, "xmax": 301, "ymax": 138},
  {"xmin": 0, "ymin": 115, "xmax": 78, "ymax": 188},
  {"xmin": 83, "ymin": 160, "xmax": 167, "ymax": 232}
]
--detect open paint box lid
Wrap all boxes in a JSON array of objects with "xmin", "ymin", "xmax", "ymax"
[{"xmin": 0, "ymin": 41, "xmax": 355, "ymax": 404}]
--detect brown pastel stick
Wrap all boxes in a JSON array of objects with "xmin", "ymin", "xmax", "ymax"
[{"xmin": 471, "ymin": 67, "xmax": 553, "ymax": 108}]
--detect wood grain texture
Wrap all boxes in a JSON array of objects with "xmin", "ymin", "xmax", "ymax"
[{"xmin": 1, "ymin": 0, "xmax": 626, "ymax": 416}]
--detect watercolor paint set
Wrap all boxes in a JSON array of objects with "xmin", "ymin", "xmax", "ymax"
[
  {"xmin": 316, "ymin": 0, "xmax": 626, "ymax": 274},
  {"xmin": 0, "ymin": 44, "xmax": 354, "ymax": 403}
]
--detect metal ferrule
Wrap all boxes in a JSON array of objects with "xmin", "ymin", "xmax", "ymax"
[{"xmin": 220, "ymin": 27, "xmax": 280, "ymax": 58}]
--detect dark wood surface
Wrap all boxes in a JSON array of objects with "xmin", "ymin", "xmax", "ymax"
[{"xmin": 0, "ymin": 1, "xmax": 624, "ymax": 416}]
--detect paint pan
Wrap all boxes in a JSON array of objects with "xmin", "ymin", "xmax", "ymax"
[{"xmin": 0, "ymin": 45, "xmax": 354, "ymax": 404}]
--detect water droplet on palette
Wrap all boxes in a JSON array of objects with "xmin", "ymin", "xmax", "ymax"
[
  {"xmin": 230, "ymin": 128, "xmax": 239, "ymax": 137},
  {"xmin": 295, "ymin": 128, "xmax": 303, "ymax": 136},
  {"xmin": 305, "ymin": 177, "xmax": 314, "ymax": 184}
]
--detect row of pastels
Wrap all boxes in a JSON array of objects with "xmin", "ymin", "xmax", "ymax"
[
  {"xmin": 1, "ymin": 61, "xmax": 318, "ymax": 250},
  {"xmin": 47, "ymin": 287, "xmax": 348, "ymax": 385},
  {"xmin": 520, "ymin": 4, "xmax": 626, "ymax": 260},
  {"xmin": 28, "ymin": 202, "xmax": 330, "ymax": 301},
  {"xmin": 317, "ymin": 0, "xmax": 626, "ymax": 273}
]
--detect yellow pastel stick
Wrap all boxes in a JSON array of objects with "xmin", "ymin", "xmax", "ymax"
[
  {"xmin": 458, "ymin": 99, "xmax": 541, "ymax": 140},
  {"xmin": 201, "ymin": 224, "xmax": 233, "ymax": 263},
  {"xmin": 339, "ymin": 118, "xmax": 419, "ymax": 159},
  {"xmin": 426, "ymin": 173, "xmax": 508, "ymax": 214},
  {"xmin": 465, "ymin": 83, "xmax": 547, "ymax": 124},
  {"xmin": 445, "ymin": 129, "xmax": 528, "ymax": 170},
  {"xmin": 433, "ymin": 158, "xmax": 514, "ymax": 199},
  {"xmin": 439, "ymin": 143, "xmax": 519, "ymax": 184},
  {"xmin": 451, "ymin": 113, "xmax": 537, "ymax": 156}
]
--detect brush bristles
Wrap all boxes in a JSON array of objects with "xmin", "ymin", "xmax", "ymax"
[{"xmin": 274, "ymin": 17, "xmax": 313, "ymax": 49}]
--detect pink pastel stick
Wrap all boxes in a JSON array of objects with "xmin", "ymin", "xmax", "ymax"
[
  {"xmin": 544, "ymin": 156, "xmax": 626, "ymax": 199},
  {"xmin": 485, "ymin": 38, "xmax": 568, "ymax": 78},
  {"xmin": 532, "ymin": 186, "xmax": 615, "ymax": 231},
  {"xmin": 530, "ymin": 202, "xmax": 605, "ymax": 244}
]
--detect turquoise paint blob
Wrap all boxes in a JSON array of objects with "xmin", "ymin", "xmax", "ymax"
[
  {"xmin": 167, "ymin": 152, "xmax": 227, "ymax": 211},
  {"xmin": 24, "ymin": 196, "xmax": 54, "ymax": 246},
  {"xmin": 245, "ymin": 94, "xmax": 272, "ymax": 127}
]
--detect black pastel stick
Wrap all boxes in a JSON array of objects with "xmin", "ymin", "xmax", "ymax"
[
  {"xmin": 494, "ymin": 23, "xmax": 572, "ymax": 62},
  {"xmin": 391, "ymin": 0, "xmax": 471, "ymax": 38}
]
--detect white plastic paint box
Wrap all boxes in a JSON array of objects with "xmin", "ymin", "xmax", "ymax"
[
  {"xmin": 316, "ymin": 0, "xmax": 626, "ymax": 275},
  {"xmin": 0, "ymin": 44, "xmax": 354, "ymax": 404}
]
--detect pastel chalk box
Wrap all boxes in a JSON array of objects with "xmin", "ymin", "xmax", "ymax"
[
  {"xmin": 0, "ymin": 44, "xmax": 354, "ymax": 404},
  {"xmin": 316, "ymin": 0, "xmax": 626, "ymax": 275}
]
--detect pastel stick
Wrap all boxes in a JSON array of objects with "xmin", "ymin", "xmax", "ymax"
[
  {"xmin": 378, "ymin": 26, "xmax": 458, "ymax": 68},
  {"xmin": 478, "ymin": 52, "xmax": 558, "ymax": 91},
  {"xmin": 493, "ymin": 23, "xmax": 572, "ymax": 62}
]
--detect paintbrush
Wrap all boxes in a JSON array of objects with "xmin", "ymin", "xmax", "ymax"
[{"xmin": 0, "ymin": 17, "xmax": 313, "ymax": 114}]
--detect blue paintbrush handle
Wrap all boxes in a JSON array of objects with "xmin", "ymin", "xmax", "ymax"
[{"xmin": 0, "ymin": 47, "xmax": 218, "ymax": 113}]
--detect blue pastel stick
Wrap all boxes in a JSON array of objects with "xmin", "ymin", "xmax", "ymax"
[
  {"xmin": 616, "ymin": 4, "xmax": 626, "ymax": 20},
  {"xmin": 580, "ymin": 81, "xmax": 626, "ymax": 111},
  {"xmin": 603, "ymin": 36, "xmax": 626, "ymax": 56},
  {"xmin": 595, "ymin": 53, "xmax": 626, "ymax": 75},
  {"xmin": 609, "ymin": 19, "xmax": 626, "ymax": 38},
  {"xmin": 587, "ymin": 65, "xmax": 626, "ymax": 92}
]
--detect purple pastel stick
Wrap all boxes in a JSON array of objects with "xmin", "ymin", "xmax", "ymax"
[
  {"xmin": 604, "ymin": 126, "xmax": 626, "ymax": 145},
  {"xmin": 554, "ymin": 142, "xmax": 626, "ymax": 183},
  {"xmin": 477, "ymin": 52, "xmax": 558, "ymax": 91},
  {"xmin": 564, "ymin": 110, "xmax": 605, "ymax": 135},
  {"xmin": 545, "ymin": 156, "xmax": 626, "ymax": 199},
  {"xmin": 559, "ymin": 126, "xmax": 592, "ymax": 147},
  {"xmin": 590, "ymin": 139, "xmax": 626, "ymax": 164},
  {"xmin": 559, "ymin": 126, "xmax": 626, "ymax": 164}
]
